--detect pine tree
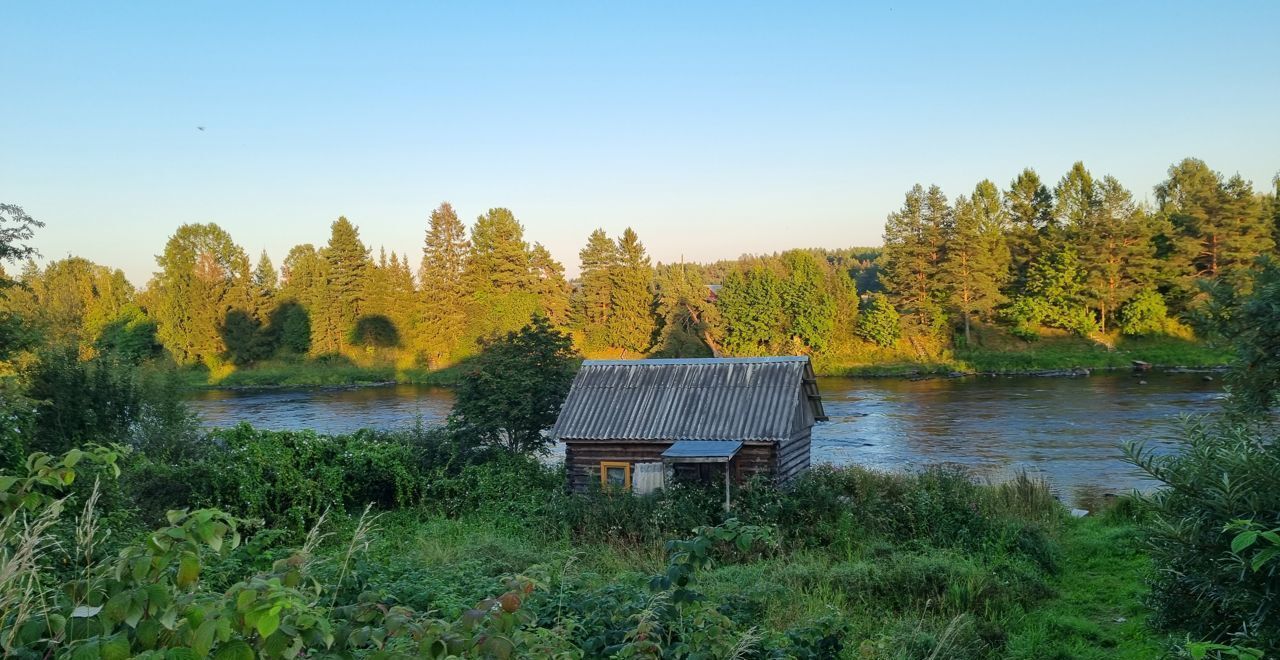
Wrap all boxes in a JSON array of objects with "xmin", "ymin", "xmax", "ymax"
[
  {"xmin": 940, "ymin": 183, "xmax": 1009, "ymax": 344},
  {"xmin": 1080, "ymin": 176, "xmax": 1160, "ymax": 333},
  {"xmin": 879, "ymin": 184, "xmax": 949, "ymax": 334},
  {"xmin": 529, "ymin": 242, "xmax": 571, "ymax": 328},
  {"xmin": 1219, "ymin": 174, "xmax": 1274, "ymax": 279},
  {"xmin": 250, "ymin": 251, "xmax": 278, "ymax": 322},
  {"xmin": 418, "ymin": 202, "xmax": 470, "ymax": 364},
  {"xmin": 609, "ymin": 228, "xmax": 657, "ymax": 354},
  {"xmin": 1054, "ymin": 161, "xmax": 1100, "ymax": 231},
  {"xmin": 575, "ymin": 229, "xmax": 618, "ymax": 349}
]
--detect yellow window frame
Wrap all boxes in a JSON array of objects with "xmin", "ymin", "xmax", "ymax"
[{"xmin": 600, "ymin": 461, "xmax": 631, "ymax": 490}]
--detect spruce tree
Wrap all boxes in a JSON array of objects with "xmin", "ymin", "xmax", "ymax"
[
  {"xmin": 609, "ymin": 228, "xmax": 657, "ymax": 354},
  {"xmin": 418, "ymin": 202, "xmax": 471, "ymax": 364},
  {"xmin": 653, "ymin": 262, "xmax": 719, "ymax": 357},
  {"xmin": 529, "ymin": 242, "xmax": 571, "ymax": 328},
  {"xmin": 575, "ymin": 229, "xmax": 618, "ymax": 349},
  {"xmin": 464, "ymin": 208, "xmax": 539, "ymax": 341},
  {"xmin": 278, "ymin": 244, "xmax": 323, "ymax": 355}
]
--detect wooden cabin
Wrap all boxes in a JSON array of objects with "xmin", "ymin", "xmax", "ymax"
[{"xmin": 551, "ymin": 357, "xmax": 827, "ymax": 497}]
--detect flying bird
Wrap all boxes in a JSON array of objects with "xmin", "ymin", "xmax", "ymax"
[{"xmin": 196, "ymin": 126, "xmax": 205, "ymax": 131}]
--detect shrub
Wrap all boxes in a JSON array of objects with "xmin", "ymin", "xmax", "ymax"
[
  {"xmin": 856, "ymin": 293, "xmax": 902, "ymax": 347},
  {"xmin": 1125, "ymin": 419, "xmax": 1280, "ymax": 651},
  {"xmin": 1120, "ymin": 288, "xmax": 1170, "ymax": 336}
]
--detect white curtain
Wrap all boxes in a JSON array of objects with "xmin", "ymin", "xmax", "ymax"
[{"xmin": 632, "ymin": 462, "xmax": 665, "ymax": 495}]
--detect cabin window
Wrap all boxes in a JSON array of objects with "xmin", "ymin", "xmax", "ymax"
[{"xmin": 600, "ymin": 461, "xmax": 631, "ymax": 490}]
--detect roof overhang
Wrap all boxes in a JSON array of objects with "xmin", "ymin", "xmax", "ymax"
[{"xmin": 661, "ymin": 440, "xmax": 743, "ymax": 463}]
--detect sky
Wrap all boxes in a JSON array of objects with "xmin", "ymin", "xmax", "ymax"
[{"xmin": 3, "ymin": 1, "xmax": 1278, "ymax": 285}]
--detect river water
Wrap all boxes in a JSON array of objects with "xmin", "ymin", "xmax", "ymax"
[{"xmin": 187, "ymin": 371, "xmax": 1224, "ymax": 504}]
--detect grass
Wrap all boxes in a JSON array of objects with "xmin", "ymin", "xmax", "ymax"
[
  {"xmin": 1003, "ymin": 517, "xmax": 1165, "ymax": 659},
  {"xmin": 293, "ymin": 471, "xmax": 1164, "ymax": 658}
]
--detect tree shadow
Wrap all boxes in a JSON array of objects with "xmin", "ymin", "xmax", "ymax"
[
  {"xmin": 350, "ymin": 314, "xmax": 400, "ymax": 349},
  {"xmin": 269, "ymin": 301, "xmax": 310, "ymax": 355}
]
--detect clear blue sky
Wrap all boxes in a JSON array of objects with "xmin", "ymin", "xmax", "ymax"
[{"xmin": 3, "ymin": 1, "xmax": 1278, "ymax": 285}]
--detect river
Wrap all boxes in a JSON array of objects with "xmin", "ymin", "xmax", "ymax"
[{"xmin": 187, "ymin": 370, "xmax": 1224, "ymax": 505}]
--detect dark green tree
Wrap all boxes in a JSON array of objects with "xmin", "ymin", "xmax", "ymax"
[
  {"xmin": 464, "ymin": 208, "xmax": 540, "ymax": 342},
  {"xmin": 418, "ymin": 202, "xmax": 470, "ymax": 364},
  {"xmin": 447, "ymin": 316, "xmax": 577, "ymax": 454},
  {"xmin": 315, "ymin": 217, "xmax": 371, "ymax": 354},
  {"xmin": 575, "ymin": 229, "xmax": 618, "ymax": 349},
  {"xmin": 1081, "ymin": 176, "xmax": 1161, "ymax": 333},
  {"xmin": 652, "ymin": 262, "xmax": 718, "ymax": 357},
  {"xmin": 279, "ymin": 244, "xmax": 324, "ymax": 355},
  {"xmin": 1004, "ymin": 168, "xmax": 1055, "ymax": 281},
  {"xmin": 715, "ymin": 265, "xmax": 785, "ymax": 356},
  {"xmin": 609, "ymin": 228, "xmax": 657, "ymax": 354}
]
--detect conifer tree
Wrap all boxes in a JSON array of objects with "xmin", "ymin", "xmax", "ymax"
[
  {"xmin": 1080, "ymin": 176, "xmax": 1159, "ymax": 333},
  {"xmin": 609, "ymin": 228, "xmax": 657, "ymax": 354},
  {"xmin": 1004, "ymin": 168, "xmax": 1054, "ymax": 286},
  {"xmin": 575, "ymin": 229, "xmax": 618, "ymax": 349},
  {"xmin": 277, "ymin": 244, "xmax": 323, "ymax": 354},
  {"xmin": 653, "ymin": 262, "xmax": 719, "ymax": 357},
  {"xmin": 151, "ymin": 223, "xmax": 251, "ymax": 366},
  {"xmin": 464, "ymin": 208, "xmax": 539, "ymax": 340},
  {"xmin": 1054, "ymin": 161, "xmax": 1100, "ymax": 231},
  {"xmin": 856, "ymin": 293, "xmax": 901, "ymax": 348},
  {"xmin": 322, "ymin": 217, "xmax": 368, "ymax": 340},
  {"xmin": 879, "ymin": 184, "xmax": 949, "ymax": 334},
  {"xmin": 940, "ymin": 184, "xmax": 1009, "ymax": 344},
  {"xmin": 418, "ymin": 202, "xmax": 470, "ymax": 364},
  {"xmin": 529, "ymin": 242, "xmax": 571, "ymax": 328}
]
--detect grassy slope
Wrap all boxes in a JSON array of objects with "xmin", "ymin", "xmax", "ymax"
[
  {"xmin": 1003, "ymin": 517, "xmax": 1163, "ymax": 659},
  {"xmin": 337, "ymin": 508, "xmax": 1161, "ymax": 658}
]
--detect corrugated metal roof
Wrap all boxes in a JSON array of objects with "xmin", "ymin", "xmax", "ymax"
[
  {"xmin": 551, "ymin": 356, "xmax": 827, "ymax": 442},
  {"xmin": 662, "ymin": 440, "xmax": 743, "ymax": 459}
]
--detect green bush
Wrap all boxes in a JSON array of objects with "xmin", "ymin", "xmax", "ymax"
[
  {"xmin": 856, "ymin": 293, "xmax": 903, "ymax": 347},
  {"xmin": 1125, "ymin": 419, "xmax": 1280, "ymax": 652},
  {"xmin": 1120, "ymin": 288, "xmax": 1170, "ymax": 336}
]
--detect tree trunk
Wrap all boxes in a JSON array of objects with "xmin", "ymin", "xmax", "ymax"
[{"xmin": 963, "ymin": 310, "xmax": 971, "ymax": 345}]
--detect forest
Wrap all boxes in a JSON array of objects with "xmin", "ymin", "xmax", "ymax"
[{"xmin": 2, "ymin": 157, "xmax": 1276, "ymax": 384}]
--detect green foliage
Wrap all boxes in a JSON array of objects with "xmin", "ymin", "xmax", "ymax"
[
  {"xmin": 26, "ymin": 346, "xmax": 141, "ymax": 456},
  {"xmin": 1124, "ymin": 419, "xmax": 1280, "ymax": 652},
  {"xmin": 448, "ymin": 316, "xmax": 578, "ymax": 454},
  {"xmin": 1194, "ymin": 256, "xmax": 1280, "ymax": 416},
  {"xmin": 856, "ymin": 293, "xmax": 901, "ymax": 347},
  {"xmin": 1119, "ymin": 288, "xmax": 1170, "ymax": 336},
  {"xmin": 418, "ymin": 202, "xmax": 471, "ymax": 365},
  {"xmin": 151, "ymin": 223, "xmax": 253, "ymax": 366},
  {"xmin": 609, "ymin": 228, "xmax": 657, "ymax": 354}
]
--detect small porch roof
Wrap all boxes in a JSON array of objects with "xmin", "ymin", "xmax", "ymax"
[{"xmin": 661, "ymin": 440, "xmax": 743, "ymax": 463}]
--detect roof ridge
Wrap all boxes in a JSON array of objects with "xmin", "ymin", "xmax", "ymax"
[{"xmin": 582, "ymin": 356, "xmax": 810, "ymax": 366}]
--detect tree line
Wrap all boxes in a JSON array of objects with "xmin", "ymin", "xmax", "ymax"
[{"xmin": 1, "ymin": 157, "xmax": 1277, "ymax": 372}]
